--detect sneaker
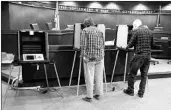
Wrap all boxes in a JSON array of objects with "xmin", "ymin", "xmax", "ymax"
[
  {"xmin": 138, "ymin": 90, "xmax": 144, "ymax": 98},
  {"xmin": 93, "ymin": 95, "xmax": 100, "ymax": 100},
  {"xmin": 82, "ymin": 97, "xmax": 92, "ymax": 102},
  {"xmin": 123, "ymin": 89, "xmax": 134, "ymax": 96}
]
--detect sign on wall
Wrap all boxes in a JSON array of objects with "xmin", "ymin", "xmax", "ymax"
[
  {"xmin": 10, "ymin": 1, "xmax": 171, "ymax": 15},
  {"xmin": 58, "ymin": 5, "xmax": 171, "ymax": 15}
]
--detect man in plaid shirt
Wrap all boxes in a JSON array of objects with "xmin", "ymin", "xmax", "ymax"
[
  {"xmin": 123, "ymin": 19, "xmax": 158, "ymax": 98},
  {"xmin": 80, "ymin": 17, "xmax": 105, "ymax": 102}
]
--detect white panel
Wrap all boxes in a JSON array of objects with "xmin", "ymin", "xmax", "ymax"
[
  {"xmin": 116, "ymin": 25, "xmax": 128, "ymax": 48},
  {"xmin": 97, "ymin": 24, "xmax": 105, "ymax": 40},
  {"xmin": 74, "ymin": 23, "xmax": 81, "ymax": 49}
]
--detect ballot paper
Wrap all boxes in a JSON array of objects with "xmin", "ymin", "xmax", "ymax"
[{"xmin": 116, "ymin": 25, "xmax": 128, "ymax": 48}]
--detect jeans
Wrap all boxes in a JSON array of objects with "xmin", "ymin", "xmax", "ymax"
[
  {"xmin": 83, "ymin": 58, "xmax": 104, "ymax": 98},
  {"xmin": 127, "ymin": 56, "xmax": 150, "ymax": 94}
]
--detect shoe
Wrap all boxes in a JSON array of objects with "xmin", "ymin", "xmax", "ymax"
[
  {"xmin": 138, "ymin": 93, "xmax": 143, "ymax": 98},
  {"xmin": 123, "ymin": 89, "xmax": 134, "ymax": 96},
  {"xmin": 138, "ymin": 90, "xmax": 144, "ymax": 98},
  {"xmin": 82, "ymin": 97, "xmax": 92, "ymax": 102},
  {"xmin": 93, "ymin": 95, "xmax": 100, "ymax": 100}
]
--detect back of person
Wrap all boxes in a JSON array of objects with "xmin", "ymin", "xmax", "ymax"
[
  {"xmin": 81, "ymin": 17, "xmax": 105, "ymax": 102},
  {"xmin": 82, "ymin": 26, "xmax": 104, "ymax": 61},
  {"xmin": 133, "ymin": 25, "xmax": 153, "ymax": 57}
]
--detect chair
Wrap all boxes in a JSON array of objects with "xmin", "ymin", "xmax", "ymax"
[
  {"xmin": 30, "ymin": 23, "xmax": 39, "ymax": 30},
  {"xmin": 46, "ymin": 22, "xmax": 53, "ymax": 30},
  {"xmin": 150, "ymin": 45, "xmax": 163, "ymax": 65}
]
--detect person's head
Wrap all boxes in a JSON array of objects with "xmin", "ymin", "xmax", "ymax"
[
  {"xmin": 83, "ymin": 17, "xmax": 95, "ymax": 27},
  {"xmin": 132, "ymin": 19, "xmax": 142, "ymax": 30}
]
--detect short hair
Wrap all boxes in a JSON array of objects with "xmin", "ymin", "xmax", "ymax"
[
  {"xmin": 83, "ymin": 17, "xmax": 95, "ymax": 27},
  {"xmin": 133, "ymin": 19, "xmax": 142, "ymax": 27}
]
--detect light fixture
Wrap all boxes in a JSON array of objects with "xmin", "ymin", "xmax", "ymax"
[
  {"xmin": 105, "ymin": 3, "xmax": 120, "ymax": 10},
  {"xmin": 60, "ymin": 1, "xmax": 77, "ymax": 6},
  {"xmin": 133, "ymin": 3, "xmax": 149, "ymax": 10},
  {"xmin": 88, "ymin": 2, "xmax": 102, "ymax": 8},
  {"xmin": 162, "ymin": 3, "xmax": 171, "ymax": 10}
]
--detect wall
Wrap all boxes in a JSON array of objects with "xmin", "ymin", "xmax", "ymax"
[
  {"xmin": 1, "ymin": 2, "xmax": 171, "ymax": 31},
  {"xmin": 8, "ymin": 2, "xmax": 55, "ymax": 30},
  {"xmin": 1, "ymin": 2, "xmax": 10, "ymax": 30},
  {"xmin": 59, "ymin": 11, "xmax": 159, "ymax": 30}
]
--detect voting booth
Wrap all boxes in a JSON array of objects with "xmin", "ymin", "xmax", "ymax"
[
  {"xmin": 111, "ymin": 25, "xmax": 133, "ymax": 85},
  {"xmin": 115, "ymin": 25, "xmax": 133, "ymax": 48},
  {"xmin": 17, "ymin": 30, "xmax": 61, "ymax": 89},
  {"xmin": 17, "ymin": 30, "xmax": 49, "ymax": 82},
  {"xmin": 18, "ymin": 30, "xmax": 49, "ymax": 62},
  {"xmin": 73, "ymin": 23, "xmax": 105, "ymax": 49}
]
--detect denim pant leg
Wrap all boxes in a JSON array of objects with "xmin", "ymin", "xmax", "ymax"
[
  {"xmin": 128, "ymin": 57, "xmax": 142, "ymax": 92},
  {"xmin": 139, "ymin": 58, "xmax": 150, "ymax": 94}
]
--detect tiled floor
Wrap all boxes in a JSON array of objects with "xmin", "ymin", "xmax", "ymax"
[{"xmin": 1, "ymin": 59, "xmax": 171, "ymax": 110}]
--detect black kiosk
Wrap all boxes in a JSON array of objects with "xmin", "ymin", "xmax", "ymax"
[{"xmin": 17, "ymin": 30, "xmax": 61, "ymax": 90}]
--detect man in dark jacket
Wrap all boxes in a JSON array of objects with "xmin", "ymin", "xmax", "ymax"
[{"xmin": 123, "ymin": 19, "xmax": 158, "ymax": 98}]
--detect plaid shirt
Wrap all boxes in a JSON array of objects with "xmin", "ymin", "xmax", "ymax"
[
  {"xmin": 126, "ymin": 25, "xmax": 155, "ymax": 58},
  {"xmin": 80, "ymin": 26, "xmax": 105, "ymax": 61}
]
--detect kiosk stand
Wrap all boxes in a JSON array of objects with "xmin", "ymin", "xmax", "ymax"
[
  {"xmin": 110, "ymin": 25, "xmax": 132, "ymax": 89},
  {"xmin": 110, "ymin": 49, "xmax": 128, "ymax": 86},
  {"xmin": 69, "ymin": 50, "xmax": 77, "ymax": 86},
  {"xmin": 69, "ymin": 23, "xmax": 81, "ymax": 87},
  {"xmin": 12, "ymin": 31, "xmax": 61, "ymax": 91}
]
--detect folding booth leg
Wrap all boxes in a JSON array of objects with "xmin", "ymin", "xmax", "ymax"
[
  {"xmin": 110, "ymin": 50, "xmax": 119, "ymax": 86},
  {"xmin": 44, "ymin": 64, "xmax": 49, "ymax": 88},
  {"xmin": 69, "ymin": 51, "xmax": 77, "ymax": 86},
  {"xmin": 53, "ymin": 62, "xmax": 61, "ymax": 87},
  {"xmin": 16, "ymin": 66, "xmax": 21, "ymax": 88},
  {"xmin": 77, "ymin": 57, "xmax": 82, "ymax": 96},
  {"xmin": 123, "ymin": 52, "xmax": 128, "ymax": 83},
  {"xmin": 103, "ymin": 65, "xmax": 107, "ymax": 93},
  {"xmin": 3, "ymin": 64, "xmax": 13, "ymax": 109}
]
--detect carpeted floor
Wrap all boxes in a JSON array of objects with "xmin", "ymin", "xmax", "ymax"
[
  {"xmin": 2, "ymin": 78, "xmax": 171, "ymax": 110},
  {"xmin": 1, "ymin": 59, "xmax": 171, "ymax": 110}
]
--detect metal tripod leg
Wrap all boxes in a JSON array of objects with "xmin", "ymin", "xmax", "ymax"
[
  {"xmin": 110, "ymin": 50, "xmax": 119, "ymax": 86},
  {"xmin": 16, "ymin": 66, "xmax": 21, "ymax": 88},
  {"xmin": 69, "ymin": 51, "xmax": 77, "ymax": 86},
  {"xmin": 123, "ymin": 52, "xmax": 128, "ymax": 83},
  {"xmin": 43, "ymin": 64, "xmax": 49, "ymax": 88},
  {"xmin": 3, "ymin": 64, "xmax": 13, "ymax": 109},
  {"xmin": 103, "ymin": 64, "xmax": 107, "ymax": 92},
  {"xmin": 53, "ymin": 62, "xmax": 61, "ymax": 87},
  {"xmin": 77, "ymin": 57, "xmax": 82, "ymax": 96}
]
